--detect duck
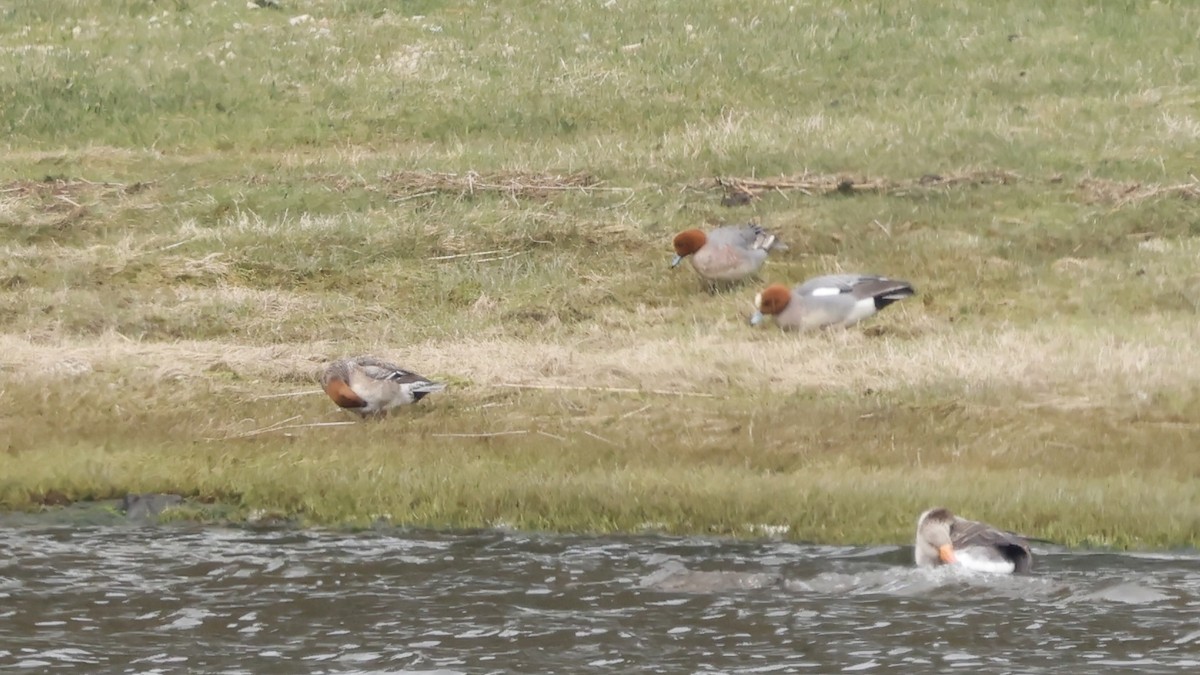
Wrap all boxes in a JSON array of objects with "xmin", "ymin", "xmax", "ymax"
[
  {"xmin": 320, "ymin": 356, "xmax": 446, "ymax": 419},
  {"xmin": 671, "ymin": 223, "xmax": 784, "ymax": 283},
  {"xmin": 749, "ymin": 274, "xmax": 915, "ymax": 330},
  {"xmin": 914, "ymin": 507, "xmax": 1033, "ymax": 574}
]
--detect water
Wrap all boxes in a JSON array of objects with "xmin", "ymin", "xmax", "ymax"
[{"xmin": 2, "ymin": 526, "xmax": 1198, "ymax": 673}]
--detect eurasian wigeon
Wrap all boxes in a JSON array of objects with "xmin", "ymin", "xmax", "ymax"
[
  {"xmin": 320, "ymin": 356, "xmax": 446, "ymax": 419},
  {"xmin": 749, "ymin": 274, "xmax": 915, "ymax": 330},
  {"xmin": 915, "ymin": 507, "xmax": 1034, "ymax": 574},
  {"xmin": 671, "ymin": 223, "xmax": 784, "ymax": 283}
]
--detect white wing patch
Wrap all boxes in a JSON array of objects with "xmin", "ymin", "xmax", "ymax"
[
  {"xmin": 753, "ymin": 233, "xmax": 776, "ymax": 251},
  {"xmin": 809, "ymin": 286, "xmax": 843, "ymax": 297}
]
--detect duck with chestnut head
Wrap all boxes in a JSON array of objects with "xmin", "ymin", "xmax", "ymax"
[
  {"xmin": 749, "ymin": 273, "xmax": 915, "ymax": 331},
  {"xmin": 671, "ymin": 223, "xmax": 784, "ymax": 284}
]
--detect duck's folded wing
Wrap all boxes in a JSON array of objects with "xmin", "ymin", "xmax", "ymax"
[
  {"xmin": 795, "ymin": 275, "xmax": 858, "ymax": 297},
  {"xmin": 363, "ymin": 365, "xmax": 434, "ymax": 387},
  {"xmin": 847, "ymin": 276, "xmax": 915, "ymax": 300},
  {"xmin": 711, "ymin": 224, "xmax": 773, "ymax": 249},
  {"xmin": 357, "ymin": 361, "xmax": 411, "ymax": 381}
]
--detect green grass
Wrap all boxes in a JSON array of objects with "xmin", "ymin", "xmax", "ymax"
[{"xmin": 2, "ymin": 0, "xmax": 1200, "ymax": 548}]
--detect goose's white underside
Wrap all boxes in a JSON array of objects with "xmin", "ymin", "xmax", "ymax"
[{"xmin": 953, "ymin": 548, "xmax": 1017, "ymax": 574}]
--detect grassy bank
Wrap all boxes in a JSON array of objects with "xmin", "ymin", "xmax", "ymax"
[{"xmin": 2, "ymin": 0, "xmax": 1199, "ymax": 547}]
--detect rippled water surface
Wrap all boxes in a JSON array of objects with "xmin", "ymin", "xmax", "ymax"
[{"xmin": 2, "ymin": 525, "xmax": 1199, "ymax": 673}]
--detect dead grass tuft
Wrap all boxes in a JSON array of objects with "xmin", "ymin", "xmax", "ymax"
[
  {"xmin": 712, "ymin": 170, "xmax": 1200, "ymax": 208},
  {"xmin": 158, "ymin": 253, "xmax": 231, "ymax": 283},
  {"xmin": 1077, "ymin": 176, "xmax": 1200, "ymax": 207},
  {"xmin": 0, "ymin": 177, "xmax": 155, "ymax": 208},
  {"xmin": 381, "ymin": 170, "xmax": 607, "ymax": 200},
  {"xmin": 710, "ymin": 169, "xmax": 1026, "ymax": 203},
  {"xmin": 0, "ymin": 177, "xmax": 161, "ymax": 234},
  {"xmin": 248, "ymin": 170, "xmax": 613, "ymax": 201}
]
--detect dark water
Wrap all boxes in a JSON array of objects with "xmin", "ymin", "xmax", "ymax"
[{"xmin": 1, "ymin": 526, "xmax": 1198, "ymax": 673}]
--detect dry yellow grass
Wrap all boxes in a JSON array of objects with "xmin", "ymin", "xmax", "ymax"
[{"xmin": 1, "ymin": 307, "xmax": 1193, "ymax": 400}]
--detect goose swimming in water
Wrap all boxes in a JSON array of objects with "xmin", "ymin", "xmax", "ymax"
[{"xmin": 915, "ymin": 507, "xmax": 1033, "ymax": 574}]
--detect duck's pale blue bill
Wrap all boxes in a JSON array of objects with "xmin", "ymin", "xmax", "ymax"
[
  {"xmin": 670, "ymin": 254, "xmax": 683, "ymax": 268},
  {"xmin": 749, "ymin": 311, "xmax": 765, "ymax": 326}
]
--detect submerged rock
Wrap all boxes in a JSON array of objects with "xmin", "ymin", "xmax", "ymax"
[
  {"xmin": 1074, "ymin": 582, "xmax": 1173, "ymax": 605},
  {"xmin": 120, "ymin": 493, "xmax": 184, "ymax": 523},
  {"xmin": 641, "ymin": 561, "xmax": 782, "ymax": 593}
]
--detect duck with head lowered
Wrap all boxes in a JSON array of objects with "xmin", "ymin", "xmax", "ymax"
[
  {"xmin": 750, "ymin": 273, "xmax": 915, "ymax": 331},
  {"xmin": 320, "ymin": 356, "xmax": 446, "ymax": 420}
]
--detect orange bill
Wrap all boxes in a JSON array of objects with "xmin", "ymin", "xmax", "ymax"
[{"xmin": 938, "ymin": 543, "xmax": 957, "ymax": 564}]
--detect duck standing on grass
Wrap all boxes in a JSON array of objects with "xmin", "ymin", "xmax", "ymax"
[
  {"xmin": 321, "ymin": 356, "xmax": 446, "ymax": 419},
  {"xmin": 915, "ymin": 507, "xmax": 1034, "ymax": 574},
  {"xmin": 749, "ymin": 274, "xmax": 915, "ymax": 330},
  {"xmin": 670, "ymin": 223, "xmax": 785, "ymax": 284}
]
